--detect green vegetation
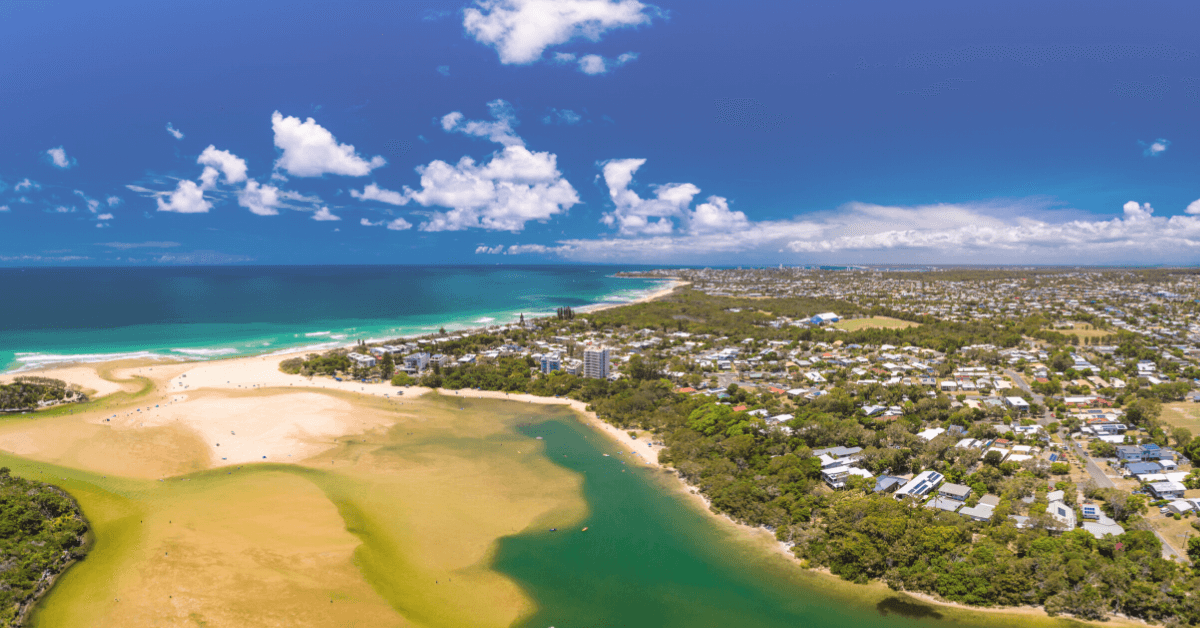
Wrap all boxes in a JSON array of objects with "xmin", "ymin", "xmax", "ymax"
[
  {"xmin": 279, "ymin": 353, "xmax": 351, "ymax": 377},
  {"xmin": 0, "ymin": 378, "xmax": 85, "ymax": 413},
  {"xmin": 0, "ymin": 467, "xmax": 89, "ymax": 626}
]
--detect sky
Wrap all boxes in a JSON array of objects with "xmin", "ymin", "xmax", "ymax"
[{"xmin": 1, "ymin": 0, "xmax": 1198, "ymax": 267}]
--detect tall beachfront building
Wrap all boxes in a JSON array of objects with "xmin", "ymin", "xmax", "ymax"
[{"xmin": 583, "ymin": 346, "xmax": 610, "ymax": 379}]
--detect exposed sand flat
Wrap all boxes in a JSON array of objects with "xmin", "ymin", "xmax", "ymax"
[{"xmin": 0, "ymin": 365, "xmax": 139, "ymax": 398}]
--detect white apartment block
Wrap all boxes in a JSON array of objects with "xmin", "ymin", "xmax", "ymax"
[{"xmin": 583, "ymin": 346, "xmax": 611, "ymax": 379}]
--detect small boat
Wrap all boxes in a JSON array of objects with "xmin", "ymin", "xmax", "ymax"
[
  {"xmin": 549, "ymin": 528, "xmax": 557, "ymax": 532},
  {"xmin": 602, "ymin": 454, "xmax": 609, "ymax": 457},
  {"xmin": 581, "ymin": 527, "xmax": 588, "ymax": 531}
]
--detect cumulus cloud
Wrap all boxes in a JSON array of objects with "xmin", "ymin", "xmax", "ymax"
[
  {"xmin": 106, "ymin": 196, "xmax": 122, "ymax": 207},
  {"xmin": 464, "ymin": 0, "xmax": 660, "ymax": 65},
  {"xmin": 197, "ymin": 145, "xmax": 249, "ymax": 188},
  {"xmin": 15, "ymin": 178, "xmax": 40, "ymax": 192},
  {"xmin": 350, "ymin": 183, "xmax": 406, "ymax": 205},
  {"xmin": 361, "ymin": 218, "xmax": 383, "ymax": 227},
  {"xmin": 311, "ymin": 207, "xmax": 341, "ymax": 221},
  {"xmin": 272, "ymin": 111, "xmax": 386, "ymax": 177},
  {"xmin": 600, "ymin": 158, "xmax": 699, "ymax": 234},
  {"xmin": 156, "ymin": 180, "xmax": 212, "ymax": 214},
  {"xmin": 475, "ymin": 245, "xmax": 505, "ymax": 254},
  {"xmin": 51, "ymin": 206, "xmax": 74, "ymax": 213},
  {"xmin": 559, "ymin": 51, "xmax": 638, "ymax": 74},
  {"xmin": 1142, "ymin": 138, "xmax": 1170, "ymax": 156},
  {"xmin": 406, "ymin": 145, "xmax": 579, "ymax": 231},
  {"xmin": 387, "ymin": 101, "xmax": 580, "ymax": 232},
  {"xmin": 238, "ymin": 180, "xmax": 281, "ymax": 216},
  {"xmin": 166, "ymin": 123, "xmax": 185, "ymax": 140},
  {"xmin": 97, "ymin": 213, "xmax": 114, "ymax": 220},
  {"xmin": 45, "ymin": 146, "xmax": 74, "ymax": 169},
  {"xmin": 441, "ymin": 100, "xmax": 524, "ymax": 147},
  {"xmin": 1187, "ymin": 198, "xmax": 1200, "ymax": 215},
  {"xmin": 0, "ymin": 206, "xmax": 9, "ymax": 212},
  {"xmin": 543, "ymin": 108, "xmax": 583, "ymax": 125}
]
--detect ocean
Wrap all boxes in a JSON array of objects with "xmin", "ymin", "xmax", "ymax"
[{"xmin": 0, "ymin": 265, "xmax": 668, "ymax": 373}]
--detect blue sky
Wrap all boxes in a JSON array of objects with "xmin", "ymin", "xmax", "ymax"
[{"xmin": 1, "ymin": 0, "xmax": 1198, "ymax": 266}]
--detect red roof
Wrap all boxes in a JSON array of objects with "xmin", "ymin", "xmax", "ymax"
[
  {"xmin": 768, "ymin": 387, "xmax": 786, "ymax": 395},
  {"xmin": 676, "ymin": 387, "xmax": 696, "ymax": 394},
  {"xmin": 733, "ymin": 405, "xmax": 748, "ymax": 412}
]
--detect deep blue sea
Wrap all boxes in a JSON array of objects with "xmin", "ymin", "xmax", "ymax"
[{"xmin": 0, "ymin": 265, "xmax": 668, "ymax": 373}]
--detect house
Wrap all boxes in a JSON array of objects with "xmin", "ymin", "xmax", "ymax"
[
  {"xmin": 939, "ymin": 483, "xmax": 972, "ymax": 501},
  {"xmin": 1047, "ymin": 500, "xmax": 1077, "ymax": 530},
  {"xmin": 894, "ymin": 470, "xmax": 944, "ymax": 501},
  {"xmin": 1125, "ymin": 461, "xmax": 1164, "ymax": 480},
  {"xmin": 821, "ymin": 464, "xmax": 873, "ymax": 489},
  {"xmin": 925, "ymin": 496, "xmax": 962, "ymax": 512},
  {"xmin": 1148, "ymin": 481, "xmax": 1186, "ymax": 500},
  {"xmin": 917, "ymin": 427, "xmax": 946, "ymax": 441},
  {"xmin": 1082, "ymin": 514, "xmax": 1125, "ymax": 539},
  {"xmin": 1115, "ymin": 445, "xmax": 1144, "ymax": 462},
  {"xmin": 1005, "ymin": 397, "xmax": 1031, "ymax": 412},
  {"xmin": 959, "ymin": 494, "xmax": 1000, "ymax": 521},
  {"xmin": 348, "ymin": 353, "xmax": 376, "ymax": 369},
  {"xmin": 1080, "ymin": 504, "xmax": 1102, "ymax": 520},
  {"xmin": 1167, "ymin": 500, "xmax": 1195, "ymax": 516},
  {"xmin": 874, "ymin": 476, "xmax": 906, "ymax": 494},
  {"xmin": 404, "ymin": 352, "xmax": 431, "ymax": 372}
]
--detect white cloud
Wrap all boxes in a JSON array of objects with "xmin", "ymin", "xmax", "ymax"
[
  {"xmin": 475, "ymin": 245, "xmax": 505, "ymax": 254},
  {"xmin": 1142, "ymin": 138, "xmax": 1170, "ymax": 156},
  {"xmin": 689, "ymin": 196, "xmax": 749, "ymax": 234},
  {"xmin": 543, "ymin": 108, "xmax": 583, "ymax": 125},
  {"xmin": 600, "ymin": 158, "xmax": 699, "ymax": 234},
  {"xmin": 387, "ymin": 217, "xmax": 413, "ymax": 231},
  {"xmin": 97, "ymin": 213, "xmax": 114, "ymax": 220},
  {"xmin": 238, "ymin": 180, "xmax": 281, "ymax": 216},
  {"xmin": 464, "ymin": 0, "xmax": 660, "ymax": 65},
  {"xmin": 197, "ymin": 145, "xmax": 248, "ymax": 188},
  {"xmin": 497, "ymin": 198, "xmax": 1200, "ymax": 265},
  {"xmin": 553, "ymin": 51, "xmax": 639, "ymax": 74},
  {"xmin": 74, "ymin": 190, "xmax": 101, "ymax": 213},
  {"xmin": 312, "ymin": 207, "xmax": 341, "ymax": 221},
  {"xmin": 166, "ymin": 123, "xmax": 185, "ymax": 140},
  {"xmin": 52, "ymin": 206, "xmax": 74, "ymax": 213},
  {"xmin": 156, "ymin": 180, "xmax": 212, "ymax": 214},
  {"xmin": 388, "ymin": 101, "xmax": 580, "ymax": 232},
  {"xmin": 406, "ymin": 145, "xmax": 579, "ymax": 231},
  {"xmin": 15, "ymin": 178, "xmax": 40, "ymax": 192},
  {"xmin": 361, "ymin": 218, "xmax": 382, "ymax": 227},
  {"xmin": 351, "ymin": 183, "xmax": 406, "ymax": 205},
  {"xmin": 45, "ymin": 146, "xmax": 74, "ymax": 169},
  {"xmin": 441, "ymin": 100, "xmax": 524, "ymax": 147},
  {"xmin": 1187, "ymin": 198, "xmax": 1200, "ymax": 215},
  {"xmin": 106, "ymin": 196, "xmax": 122, "ymax": 207},
  {"xmin": 0, "ymin": 206, "xmax": 9, "ymax": 212},
  {"xmin": 271, "ymin": 111, "xmax": 386, "ymax": 177}
]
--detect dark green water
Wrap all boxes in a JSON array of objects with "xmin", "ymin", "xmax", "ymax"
[{"xmin": 493, "ymin": 415, "xmax": 1060, "ymax": 628}]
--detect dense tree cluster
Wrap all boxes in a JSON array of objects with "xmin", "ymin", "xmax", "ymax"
[
  {"xmin": 0, "ymin": 378, "xmax": 84, "ymax": 412},
  {"xmin": 0, "ymin": 468, "xmax": 89, "ymax": 626}
]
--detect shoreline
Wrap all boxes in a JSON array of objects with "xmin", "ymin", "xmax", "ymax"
[
  {"xmin": 0, "ymin": 277, "xmax": 680, "ymax": 377},
  {"xmin": 0, "ymin": 280, "xmax": 1128, "ymax": 627}
]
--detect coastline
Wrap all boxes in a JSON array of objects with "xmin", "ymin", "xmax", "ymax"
[
  {"xmin": 0, "ymin": 280, "xmax": 1127, "ymax": 627},
  {"xmin": 0, "ymin": 276, "xmax": 679, "ymax": 376}
]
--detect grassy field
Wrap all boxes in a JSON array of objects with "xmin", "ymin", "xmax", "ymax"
[
  {"xmin": 1048, "ymin": 322, "xmax": 1114, "ymax": 340},
  {"xmin": 831, "ymin": 316, "xmax": 920, "ymax": 331},
  {"xmin": 1162, "ymin": 402, "xmax": 1200, "ymax": 433}
]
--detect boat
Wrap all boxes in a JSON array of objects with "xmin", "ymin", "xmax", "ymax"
[
  {"xmin": 549, "ymin": 528, "xmax": 557, "ymax": 532},
  {"xmin": 581, "ymin": 527, "xmax": 588, "ymax": 531}
]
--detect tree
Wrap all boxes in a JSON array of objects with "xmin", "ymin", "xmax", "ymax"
[
  {"xmin": 1172, "ymin": 426, "xmax": 1193, "ymax": 449},
  {"xmin": 381, "ymin": 353, "xmax": 395, "ymax": 379},
  {"xmin": 983, "ymin": 450, "xmax": 1004, "ymax": 467},
  {"xmin": 1189, "ymin": 536, "xmax": 1200, "ymax": 565}
]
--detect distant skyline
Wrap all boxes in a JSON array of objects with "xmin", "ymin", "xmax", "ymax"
[{"xmin": 1, "ymin": 0, "xmax": 1198, "ymax": 266}]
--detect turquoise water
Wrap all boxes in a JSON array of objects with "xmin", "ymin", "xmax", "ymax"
[{"xmin": 0, "ymin": 265, "xmax": 666, "ymax": 373}]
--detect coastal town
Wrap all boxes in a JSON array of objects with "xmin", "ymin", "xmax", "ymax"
[{"xmin": 267, "ymin": 266, "xmax": 1200, "ymax": 622}]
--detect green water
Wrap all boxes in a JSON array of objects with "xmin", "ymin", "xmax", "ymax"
[{"xmin": 493, "ymin": 415, "xmax": 1079, "ymax": 628}]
